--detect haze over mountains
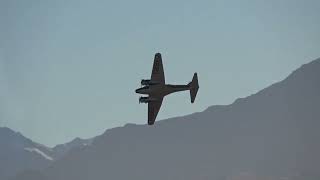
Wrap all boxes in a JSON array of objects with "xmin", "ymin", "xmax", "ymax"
[{"xmin": 3, "ymin": 58, "xmax": 320, "ymax": 180}]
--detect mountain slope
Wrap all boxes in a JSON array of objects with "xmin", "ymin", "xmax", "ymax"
[
  {"xmin": 14, "ymin": 58, "xmax": 320, "ymax": 180},
  {"xmin": 0, "ymin": 127, "xmax": 54, "ymax": 180},
  {"xmin": 52, "ymin": 137, "xmax": 93, "ymax": 160},
  {"xmin": 0, "ymin": 127, "xmax": 93, "ymax": 180}
]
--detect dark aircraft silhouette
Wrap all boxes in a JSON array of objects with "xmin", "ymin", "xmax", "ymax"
[{"xmin": 135, "ymin": 53, "xmax": 199, "ymax": 125}]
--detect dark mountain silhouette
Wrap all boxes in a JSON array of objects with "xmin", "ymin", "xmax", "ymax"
[{"xmin": 12, "ymin": 58, "xmax": 320, "ymax": 180}]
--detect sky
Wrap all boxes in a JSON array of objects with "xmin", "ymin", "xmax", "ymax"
[{"xmin": 0, "ymin": 0, "xmax": 319, "ymax": 147}]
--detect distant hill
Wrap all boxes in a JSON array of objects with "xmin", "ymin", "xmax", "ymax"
[
  {"xmin": 12, "ymin": 58, "xmax": 320, "ymax": 180},
  {"xmin": 52, "ymin": 137, "xmax": 93, "ymax": 160},
  {"xmin": 0, "ymin": 127, "xmax": 54, "ymax": 180},
  {"xmin": 0, "ymin": 127, "xmax": 92, "ymax": 180}
]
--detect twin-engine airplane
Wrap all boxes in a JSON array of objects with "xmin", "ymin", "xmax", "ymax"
[{"xmin": 135, "ymin": 53, "xmax": 199, "ymax": 125}]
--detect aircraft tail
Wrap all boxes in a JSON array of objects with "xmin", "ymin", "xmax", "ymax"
[{"xmin": 188, "ymin": 73, "xmax": 199, "ymax": 103}]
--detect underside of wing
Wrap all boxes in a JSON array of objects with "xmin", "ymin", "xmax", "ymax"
[
  {"xmin": 148, "ymin": 97, "xmax": 164, "ymax": 125},
  {"xmin": 151, "ymin": 53, "xmax": 165, "ymax": 84}
]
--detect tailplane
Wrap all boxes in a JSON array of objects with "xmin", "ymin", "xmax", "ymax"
[{"xmin": 188, "ymin": 73, "xmax": 199, "ymax": 103}]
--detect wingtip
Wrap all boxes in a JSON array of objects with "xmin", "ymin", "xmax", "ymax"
[{"xmin": 155, "ymin": 52, "xmax": 161, "ymax": 57}]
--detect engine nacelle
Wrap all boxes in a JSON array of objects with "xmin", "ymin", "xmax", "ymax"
[
  {"xmin": 141, "ymin": 79, "xmax": 158, "ymax": 86},
  {"xmin": 139, "ymin": 97, "xmax": 150, "ymax": 103},
  {"xmin": 139, "ymin": 97, "xmax": 157, "ymax": 103}
]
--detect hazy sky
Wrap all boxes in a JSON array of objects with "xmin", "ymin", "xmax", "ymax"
[{"xmin": 1, "ymin": 0, "xmax": 319, "ymax": 146}]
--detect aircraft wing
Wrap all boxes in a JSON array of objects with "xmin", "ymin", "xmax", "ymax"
[
  {"xmin": 148, "ymin": 96, "xmax": 164, "ymax": 125},
  {"xmin": 151, "ymin": 53, "xmax": 165, "ymax": 84}
]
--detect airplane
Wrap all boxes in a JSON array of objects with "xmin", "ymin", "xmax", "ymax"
[{"xmin": 135, "ymin": 53, "xmax": 199, "ymax": 125}]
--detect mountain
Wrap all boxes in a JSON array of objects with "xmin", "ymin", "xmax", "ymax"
[
  {"xmin": 13, "ymin": 58, "xmax": 320, "ymax": 180},
  {"xmin": 0, "ymin": 127, "xmax": 54, "ymax": 180},
  {"xmin": 0, "ymin": 127, "xmax": 93, "ymax": 180},
  {"xmin": 52, "ymin": 137, "xmax": 93, "ymax": 160}
]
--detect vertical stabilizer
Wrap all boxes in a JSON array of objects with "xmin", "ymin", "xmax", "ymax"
[{"xmin": 189, "ymin": 73, "xmax": 199, "ymax": 103}]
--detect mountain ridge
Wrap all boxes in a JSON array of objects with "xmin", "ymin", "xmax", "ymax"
[
  {"xmin": 0, "ymin": 127, "xmax": 54, "ymax": 180},
  {"xmin": 0, "ymin": 127, "xmax": 93, "ymax": 180}
]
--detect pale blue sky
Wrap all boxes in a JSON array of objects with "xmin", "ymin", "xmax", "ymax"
[{"xmin": 1, "ymin": 0, "xmax": 319, "ymax": 146}]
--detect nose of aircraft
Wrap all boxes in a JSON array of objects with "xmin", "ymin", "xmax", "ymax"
[{"xmin": 135, "ymin": 88, "xmax": 140, "ymax": 93}]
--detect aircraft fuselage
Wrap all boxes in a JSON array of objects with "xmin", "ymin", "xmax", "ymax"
[{"xmin": 135, "ymin": 84, "xmax": 190, "ymax": 97}]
